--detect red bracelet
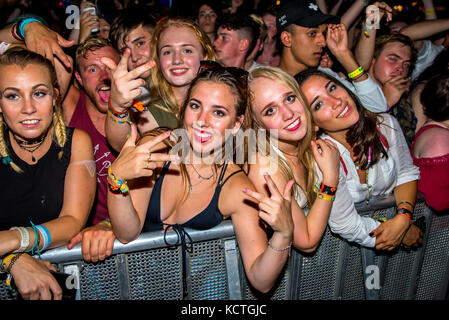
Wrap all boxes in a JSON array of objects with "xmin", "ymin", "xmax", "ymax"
[{"xmin": 11, "ymin": 23, "xmax": 24, "ymax": 41}]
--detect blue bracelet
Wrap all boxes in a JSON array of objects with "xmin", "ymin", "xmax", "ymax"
[
  {"xmin": 35, "ymin": 225, "xmax": 52, "ymax": 251},
  {"xmin": 19, "ymin": 18, "xmax": 42, "ymax": 39}
]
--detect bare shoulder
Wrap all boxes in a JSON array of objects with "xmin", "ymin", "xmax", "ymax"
[{"xmin": 414, "ymin": 126, "xmax": 449, "ymax": 158}]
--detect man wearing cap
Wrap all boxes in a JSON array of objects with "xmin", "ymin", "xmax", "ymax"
[{"xmin": 277, "ymin": 0, "xmax": 388, "ymax": 113}]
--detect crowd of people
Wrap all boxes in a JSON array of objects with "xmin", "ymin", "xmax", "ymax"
[{"xmin": 0, "ymin": 0, "xmax": 447, "ymax": 300}]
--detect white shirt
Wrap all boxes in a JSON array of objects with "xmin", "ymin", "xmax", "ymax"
[
  {"xmin": 319, "ymin": 66, "xmax": 388, "ymax": 113},
  {"xmin": 412, "ymin": 40, "xmax": 444, "ymax": 81},
  {"xmin": 321, "ymin": 113, "xmax": 420, "ymax": 246},
  {"xmin": 273, "ymin": 144, "xmax": 380, "ymax": 247}
]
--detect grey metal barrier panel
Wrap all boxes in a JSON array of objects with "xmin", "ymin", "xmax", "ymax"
[
  {"xmin": 1, "ymin": 196, "xmax": 448, "ymax": 300},
  {"xmin": 0, "ymin": 220, "xmax": 237, "ymax": 300}
]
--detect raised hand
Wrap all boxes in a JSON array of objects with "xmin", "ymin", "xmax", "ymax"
[
  {"xmin": 243, "ymin": 174, "xmax": 294, "ymax": 239},
  {"xmin": 326, "ymin": 23, "xmax": 349, "ymax": 56},
  {"xmin": 110, "ymin": 125, "xmax": 179, "ymax": 181},
  {"xmin": 311, "ymin": 138, "xmax": 340, "ymax": 187},
  {"xmin": 101, "ymin": 48, "xmax": 155, "ymax": 111},
  {"xmin": 23, "ymin": 22, "xmax": 75, "ymax": 68}
]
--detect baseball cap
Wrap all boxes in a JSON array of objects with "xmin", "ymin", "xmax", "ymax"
[{"xmin": 276, "ymin": 0, "xmax": 340, "ymax": 35}]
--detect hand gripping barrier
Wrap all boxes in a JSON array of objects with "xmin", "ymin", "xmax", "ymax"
[{"xmin": 1, "ymin": 195, "xmax": 448, "ymax": 300}]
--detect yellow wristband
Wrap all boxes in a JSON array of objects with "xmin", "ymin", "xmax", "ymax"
[
  {"xmin": 1, "ymin": 254, "xmax": 16, "ymax": 272},
  {"xmin": 316, "ymin": 193, "xmax": 336, "ymax": 201},
  {"xmin": 424, "ymin": 8, "xmax": 435, "ymax": 15},
  {"xmin": 348, "ymin": 66, "xmax": 365, "ymax": 79}
]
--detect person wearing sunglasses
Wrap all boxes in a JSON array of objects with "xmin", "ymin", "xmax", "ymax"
[
  {"xmin": 104, "ymin": 17, "xmax": 217, "ymax": 153},
  {"xmin": 107, "ymin": 66, "xmax": 294, "ymax": 295}
]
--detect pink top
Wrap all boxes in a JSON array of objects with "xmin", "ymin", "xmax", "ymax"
[{"xmin": 411, "ymin": 124, "xmax": 449, "ymax": 211}]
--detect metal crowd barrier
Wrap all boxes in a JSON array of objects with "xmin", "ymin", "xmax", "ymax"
[{"xmin": 1, "ymin": 195, "xmax": 448, "ymax": 300}]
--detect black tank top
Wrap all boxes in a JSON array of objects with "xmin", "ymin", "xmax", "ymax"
[
  {"xmin": 142, "ymin": 162, "xmax": 244, "ymax": 232},
  {"xmin": 0, "ymin": 127, "xmax": 73, "ymax": 230}
]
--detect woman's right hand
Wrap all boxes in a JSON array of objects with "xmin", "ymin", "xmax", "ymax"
[
  {"xmin": 101, "ymin": 48, "xmax": 155, "ymax": 111},
  {"xmin": 9, "ymin": 254, "xmax": 62, "ymax": 300},
  {"xmin": 110, "ymin": 125, "xmax": 178, "ymax": 181},
  {"xmin": 243, "ymin": 173, "xmax": 294, "ymax": 241},
  {"xmin": 311, "ymin": 138, "xmax": 340, "ymax": 187}
]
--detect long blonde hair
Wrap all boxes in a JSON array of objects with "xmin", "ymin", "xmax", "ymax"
[
  {"xmin": 0, "ymin": 48, "xmax": 67, "ymax": 173},
  {"xmin": 247, "ymin": 66, "xmax": 317, "ymax": 205},
  {"xmin": 149, "ymin": 17, "xmax": 218, "ymax": 116}
]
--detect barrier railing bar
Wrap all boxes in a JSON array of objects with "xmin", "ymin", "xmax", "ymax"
[
  {"xmin": 224, "ymin": 239, "xmax": 242, "ymax": 300},
  {"xmin": 334, "ymin": 241, "xmax": 350, "ymax": 299}
]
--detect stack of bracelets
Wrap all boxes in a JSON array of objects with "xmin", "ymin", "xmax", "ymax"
[
  {"xmin": 313, "ymin": 182, "xmax": 338, "ymax": 201},
  {"xmin": 107, "ymin": 100, "xmax": 132, "ymax": 125},
  {"xmin": 396, "ymin": 201, "xmax": 414, "ymax": 223},
  {"xmin": 10, "ymin": 18, "xmax": 43, "ymax": 42},
  {"xmin": 0, "ymin": 222, "xmax": 51, "ymax": 289},
  {"xmin": 107, "ymin": 166, "xmax": 129, "ymax": 195}
]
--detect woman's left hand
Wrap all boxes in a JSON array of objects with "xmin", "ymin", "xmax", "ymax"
[
  {"xmin": 243, "ymin": 173, "xmax": 294, "ymax": 240},
  {"xmin": 371, "ymin": 214, "xmax": 411, "ymax": 250},
  {"xmin": 67, "ymin": 221, "xmax": 116, "ymax": 262}
]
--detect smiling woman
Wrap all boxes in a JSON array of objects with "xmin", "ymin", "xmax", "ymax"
[
  {"xmin": 295, "ymin": 68, "xmax": 423, "ymax": 251},
  {"xmin": 0, "ymin": 48, "xmax": 96, "ymax": 300},
  {"xmin": 105, "ymin": 17, "xmax": 218, "ymax": 153},
  {"xmin": 107, "ymin": 66, "xmax": 293, "ymax": 295}
]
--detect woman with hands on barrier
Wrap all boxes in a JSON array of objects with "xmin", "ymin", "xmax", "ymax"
[
  {"xmin": 103, "ymin": 17, "xmax": 217, "ymax": 153},
  {"xmin": 107, "ymin": 66, "xmax": 293, "ymax": 294},
  {"xmin": 0, "ymin": 48, "xmax": 96, "ymax": 299},
  {"xmin": 295, "ymin": 69, "xmax": 423, "ymax": 250}
]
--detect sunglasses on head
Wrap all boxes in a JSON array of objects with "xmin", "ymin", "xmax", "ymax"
[{"xmin": 198, "ymin": 60, "xmax": 248, "ymax": 81}]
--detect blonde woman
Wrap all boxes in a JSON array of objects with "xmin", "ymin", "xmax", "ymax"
[
  {"xmin": 0, "ymin": 48, "xmax": 96, "ymax": 299},
  {"xmin": 105, "ymin": 17, "xmax": 217, "ymax": 152}
]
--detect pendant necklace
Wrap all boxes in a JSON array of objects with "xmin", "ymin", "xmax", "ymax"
[
  {"xmin": 12, "ymin": 133, "xmax": 46, "ymax": 162},
  {"xmin": 189, "ymin": 164, "xmax": 215, "ymax": 193}
]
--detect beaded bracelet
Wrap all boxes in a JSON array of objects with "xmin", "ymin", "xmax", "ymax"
[
  {"xmin": 268, "ymin": 240, "xmax": 292, "ymax": 254},
  {"xmin": 102, "ymin": 219, "xmax": 112, "ymax": 228},
  {"xmin": 107, "ymin": 178, "xmax": 123, "ymax": 195},
  {"xmin": 107, "ymin": 108, "xmax": 133, "ymax": 125},
  {"xmin": 108, "ymin": 166, "xmax": 129, "ymax": 193},
  {"xmin": 5, "ymin": 253, "xmax": 23, "ymax": 274}
]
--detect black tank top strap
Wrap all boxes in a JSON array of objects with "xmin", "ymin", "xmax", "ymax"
[{"xmin": 219, "ymin": 166, "xmax": 245, "ymax": 187}]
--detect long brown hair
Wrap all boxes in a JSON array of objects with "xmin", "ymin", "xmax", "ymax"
[{"xmin": 294, "ymin": 69, "xmax": 388, "ymax": 169}]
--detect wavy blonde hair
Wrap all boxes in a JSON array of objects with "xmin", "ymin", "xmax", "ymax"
[
  {"xmin": 149, "ymin": 17, "xmax": 218, "ymax": 116},
  {"xmin": 247, "ymin": 66, "xmax": 317, "ymax": 205},
  {"xmin": 0, "ymin": 48, "xmax": 67, "ymax": 173}
]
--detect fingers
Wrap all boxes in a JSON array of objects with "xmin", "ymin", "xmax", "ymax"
[
  {"xmin": 101, "ymin": 56, "xmax": 119, "ymax": 73},
  {"xmin": 282, "ymin": 179, "xmax": 295, "ymax": 202},
  {"xmin": 138, "ymin": 130, "xmax": 172, "ymax": 151},
  {"xmin": 263, "ymin": 173, "xmax": 282, "ymax": 201},
  {"xmin": 67, "ymin": 232, "xmax": 82, "ymax": 250},
  {"xmin": 127, "ymin": 60, "xmax": 156, "ymax": 80}
]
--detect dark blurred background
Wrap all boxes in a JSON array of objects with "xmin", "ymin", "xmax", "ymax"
[{"xmin": 0, "ymin": 0, "xmax": 447, "ymax": 37}]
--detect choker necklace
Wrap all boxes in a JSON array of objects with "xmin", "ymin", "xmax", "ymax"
[{"xmin": 12, "ymin": 133, "xmax": 46, "ymax": 162}]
